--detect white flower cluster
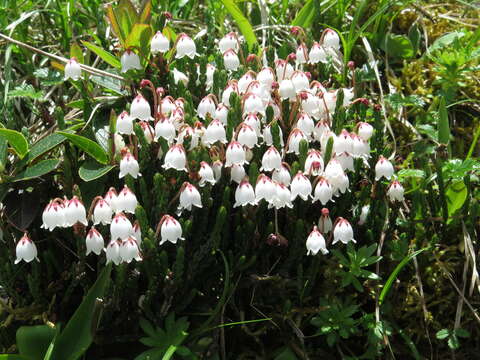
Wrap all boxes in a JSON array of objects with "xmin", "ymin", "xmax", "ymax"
[
  {"xmin": 34, "ymin": 183, "xmax": 186, "ymax": 266},
  {"xmin": 56, "ymin": 27, "xmax": 407, "ymax": 264}
]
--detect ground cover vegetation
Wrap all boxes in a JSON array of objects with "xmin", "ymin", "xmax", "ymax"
[{"xmin": 0, "ymin": 0, "xmax": 479, "ymax": 359}]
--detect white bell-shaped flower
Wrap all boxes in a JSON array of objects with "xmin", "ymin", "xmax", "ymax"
[
  {"xmin": 237, "ymin": 123, "xmax": 258, "ymax": 149},
  {"xmin": 333, "ymin": 218, "xmax": 356, "ymax": 244},
  {"xmin": 291, "ymin": 172, "xmax": 312, "ymax": 201},
  {"xmin": 175, "ymin": 33, "xmax": 196, "ymax": 59},
  {"xmin": 234, "ymin": 180, "xmax": 257, "ymax": 207},
  {"xmin": 197, "ymin": 95, "xmax": 216, "ymax": 119},
  {"xmin": 335, "ymin": 129, "xmax": 353, "ymax": 154},
  {"xmin": 155, "ymin": 118, "xmax": 176, "ymax": 143},
  {"xmin": 219, "ymin": 32, "xmax": 239, "ymax": 53},
  {"xmin": 179, "ymin": 183, "xmax": 203, "ymax": 211},
  {"xmin": 313, "ymin": 178, "xmax": 334, "ymax": 205},
  {"xmin": 243, "ymin": 93, "xmax": 265, "ymax": 115},
  {"xmin": 151, "ymin": 31, "xmax": 170, "ymax": 54},
  {"xmin": 140, "ymin": 121, "xmax": 154, "ymax": 144},
  {"xmin": 223, "ymin": 49, "xmax": 240, "ymax": 71},
  {"xmin": 163, "ymin": 144, "xmax": 187, "ymax": 172},
  {"xmin": 358, "ymin": 122, "xmax": 374, "ymax": 141},
  {"xmin": 255, "ymin": 174, "xmax": 276, "ymax": 203},
  {"xmin": 93, "ymin": 198, "xmax": 113, "ymax": 225},
  {"xmin": 296, "ymin": 112, "xmax": 315, "ymax": 138},
  {"xmin": 230, "ymin": 163, "xmax": 245, "ymax": 184},
  {"xmin": 261, "ymin": 146, "xmax": 282, "ymax": 172},
  {"xmin": 279, "ymin": 79, "xmax": 296, "ymax": 100},
  {"xmin": 121, "ymin": 50, "xmax": 142, "ymax": 73},
  {"xmin": 295, "ymin": 44, "xmax": 308, "ymax": 65},
  {"xmin": 271, "ymin": 182, "xmax": 293, "ymax": 209},
  {"xmin": 324, "ymin": 159, "xmax": 345, "ymax": 192},
  {"xmin": 304, "ymin": 149, "xmax": 324, "ymax": 176},
  {"xmin": 120, "ymin": 236, "xmax": 142, "ymax": 263},
  {"xmin": 160, "ymin": 215, "xmax": 184, "ymax": 245},
  {"xmin": 172, "ymin": 68, "xmax": 189, "ymax": 85},
  {"xmin": 375, "ymin": 156, "xmax": 394, "ymax": 181},
  {"xmin": 110, "ymin": 212, "xmax": 133, "ymax": 241},
  {"xmin": 387, "ymin": 180, "xmax": 404, "ymax": 202},
  {"xmin": 314, "ymin": 120, "xmax": 330, "ymax": 143},
  {"xmin": 222, "ymin": 81, "xmax": 239, "ymax": 106},
  {"xmin": 214, "ymin": 103, "xmax": 229, "ymax": 125},
  {"xmin": 119, "ymin": 149, "xmax": 141, "ymax": 179},
  {"xmin": 130, "ymin": 94, "xmax": 152, "ymax": 121},
  {"xmin": 323, "ymin": 28, "xmax": 341, "ymax": 50},
  {"xmin": 41, "ymin": 201, "xmax": 66, "ymax": 231},
  {"xmin": 64, "ymin": 58, "xmax": 82, "ymax": 80},
  {"xmin": 275, "ymin": 59, "xmax": 293, "ymax": 80},
  {"xmin": 104, "ymin": 188, "xmax": 119, "ymax": 212},
  {"xmin": 291, "ymin": 71, "xmax": 309, "ymax": 93},
  {"xmin": 15, "ymin": 234, "xmax": 38, "ymax": 264},
  {"xmin": 203, "ymin": 120, "xmax": 227, "ymax": 145},
  {"xmin": 308, "ymin": 42, "xmax": 327, "ymax": 64},
  {"xmin": 306, "ymin": 226, "xmax": 328, "ymax": 255},
  {"xmin": 117, "ymin": 185, "xmax": 138, "ymax": 214},
  {"xmin": 300, "ymin": 92, "xmax": 321, "ymax": 119},
  {"xmin": 116, "ymin": 111, "xmax": 134, "ymax": 135},
  {"xmin": 199, "ymin": 162, "xmax": 216, "ymax": 187},
  {"xmin": 352, "ymin": 134, "xmax": 370, "ymax": 159},
  {"xmin": 336, "ymin": 152, "xmax": 354, "ymax": 172},
  {"xmin": 257, "ymin": 67, "xmax": 275, "ymax": 88},
  {"xmin": 86, "ymin": 227, "xmax": 104, "ymax": 256},
  {"xmin": 243, "ymin": 113, "xmax": 262, "ymax": 136},
  {"xmin": 238, "ymin": 71, "xmax": 256, "ymax": 94},
  {"xmin": 272, "ymin": 164, "xmax": 291, "ymax": 186},
  {"xmin": 225, "ymin": 141, "xmax": 247, "ymax": 167},
  {"xmin": 105, "ymin": 240, "xmax": 122, "ymax": 265},
  {"xmin": 64, "ymin": 196, "xmax": 88, "ymax": 227},
  {"xmin": 342, "ymin": 88, "xmax": 355, "ymax": 106},
  {"xmin": 286, "ymin": 128, "xmax": 308, "ymax": 155}
]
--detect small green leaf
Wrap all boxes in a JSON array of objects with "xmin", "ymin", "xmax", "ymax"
[
  {"xmin": 380, "ymin": 34, "xmax": 414, "ymax": 59},
  {"xmin": 448, "ymin": 335, "xmax": 460, "ymax": 349},
  {"xmin": 81, "ymin": 41, "xmax": 121, "ymax": 69},
  {"xmin": 438, "ymin": 97, "xmax": 450, "ymax": 144},
  {"xmin": 13, "ymin": 159, "xmax": 60, "ymax": 182},
  {"xmin": 455, "ymin": 328, "xmax": 470, "ymax": 338},
  {"xmin": 0, "ymin": 128, "xmax": 28, "ymax": 158},
  {"xmin": 16, "ymin": 325, "xmax": 56, "ymax": 360},
  {"xmin": 25, "ymin": 134, "xmax": 65, "ymax": 163},
  {"xmin": 445, "ymin": 180, "xmax": 467, "ymax": 220},
  {"xmin": 8, "ymin": 84, "xmax": 44, "ymax": 99},
  {"xmin": 79, "ymin": 160, "xmax": 116, "ymax": 182},
  {"xmin": 219, "ymin": 0, "xmax": 258, "ymax": 50},
  {"xmin": 58, "ymin": 132, "xmax": 109, "ymax": 164}
]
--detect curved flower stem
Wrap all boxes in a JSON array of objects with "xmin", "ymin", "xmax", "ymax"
[{"xmin": 0, "ymin": 32, "xmax": 125, "ymax": 81}]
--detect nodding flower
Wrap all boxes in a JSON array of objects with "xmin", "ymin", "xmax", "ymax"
[
  {"xmin": 64, "ymin": 57, "xmax": 82, "ymax": 81},
  {"xmin": 159, "ymin": 215, "xmax": 184, "ymax": 245},
  {"xmin": 178, "ymin": 182, "xmax": 203, "ymax": 212},
  {"xmin": 234, "ymin": 179, "xmax": 257, "ymax": 208},
  {"xmin": 151, "ymin": 31, "xmax": 170, "ymax": 54},
  {"xmin": 333, "ymin": 217, "xmax": 356, "ymax": 245},
  {"xmin": 375, "ymin": 156, "xmax": 394, "ymax": 181},
  {"xmin": 306, "ymin": 226, "xmax": 328, "ymax": 256},
  {"xmin": 86, "ymin": 227, "xmax": 104, "ymax": 256},
  {"xmin": 175, "ymin": 33, "xmax": 196, "ymax": 59},
  {"xmin": 387, "ymin": 180, "xmax": 405, "ymax": 202},
  {"xmin": 121, "ymin": 49, "xmax": 142, "ymax": 73},
  {"xmin": 119, "ymin": 148, "xmax": 141, "ymax": 179},
  {"xmin": 15, "ymin": 233, "xmax": 39, "ymax": 264}
]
